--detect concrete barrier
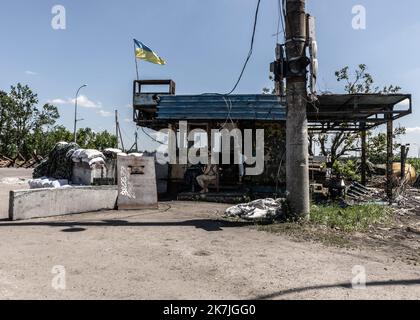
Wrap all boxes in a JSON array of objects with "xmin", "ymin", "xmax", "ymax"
[
  {"xmin": 117, "ymin": 156, "xmax": 158, "ymax": 210},
  {"xmin": 9, "ymin": 186, "xmax": 118, "ymax": 221}
]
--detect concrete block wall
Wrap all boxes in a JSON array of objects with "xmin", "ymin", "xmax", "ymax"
[{"xmin": 9, "ymin": 186, "xmax": 118, "ymax": 221}]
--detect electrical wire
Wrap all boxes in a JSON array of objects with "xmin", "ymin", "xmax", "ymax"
[
  {"xmin": 196, "ymin": 0, "xmax": 262, "ymax": 128},
  {"xmin": 275, "ymin": 0, "xmax": 286, "ymax": 43},
  {"xmin": 226, "ymin": 0, "xmax": 261, "ymax": 95},
  {"xmin": 141, "ymin": 126, "xmax": 167, "ymax": 145}
]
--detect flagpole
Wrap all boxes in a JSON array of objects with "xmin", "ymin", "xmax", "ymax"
[{"xmin": 134, "ymin": 40, "xmax": 139, "ymax": 80}]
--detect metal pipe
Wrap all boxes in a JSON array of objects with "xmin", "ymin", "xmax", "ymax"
[
  {"xmin": 386, "ymin": 110, "xmax": 393, "ymax": 202},
  {"xmin": 360, "ymin": 123, "xmax": 367, "ymax": 186}
]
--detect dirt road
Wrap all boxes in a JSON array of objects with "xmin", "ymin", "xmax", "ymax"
[{"xmin": 0, "ymin": 169, "xmax": 419, "ymax": 299}]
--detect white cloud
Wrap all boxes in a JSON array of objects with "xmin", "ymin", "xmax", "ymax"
[
  {"xmin": 124, "ymin": 118, "xmax": 132, "ymax": 123},
  {"xmin": 97, "ymin": 110, "xmax": 113, "ymax": 117},
  {"xmin": 48, "ymin": 95, "xmax": 102, "ymax": 109},
  {"xmin": 406, "ymin": 127, "xmax": 420, "ymax": 134},
  {"xmin": 25, "ymin": 70, "xmax": 37, "ymax": 75},
  {"xmin": 48, "ymin": 98, "xmax": 67, "ymax": 104},
  {"xmin": 72, "ymin": 95, "xmax": 102, "ymax": 108}
]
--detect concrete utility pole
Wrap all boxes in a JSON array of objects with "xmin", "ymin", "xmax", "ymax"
[{"xmin": 285, "ymin": 0, "xmax": 310, "ymax": 216}]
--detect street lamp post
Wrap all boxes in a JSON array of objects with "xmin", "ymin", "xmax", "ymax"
[{"xmin": 73, "ymin": 84, "xmax": 87, "ymax": 143}]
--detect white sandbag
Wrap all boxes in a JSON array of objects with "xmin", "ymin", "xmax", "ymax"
[
  {"xmin": 104, "ymin": 148, "xmax": 122, "ymax": 154},
  {"xmin": 71, "ymin": 149, "xmax": 84, "ymax": 162},
  {"xmin": 117, "ymin": 153, "xmax": 128, "ymax": 157},
  {"xmin": 129, "ymin": 153, "xmax": 143, "ymax": 158},
  {"xmin": 81, "ymin": 149, "xmax": 104, "ymax": 160},
  {"xmin": 28, "ymin": 178, "xmax": 70, "ymax": 189},
  {"xmin": 71, "ymin": 149, "xmax": 104, "ymax": 162},
  {"xmin": 88, "ymin": 157, "xmax": 105, "ymax": 167}
]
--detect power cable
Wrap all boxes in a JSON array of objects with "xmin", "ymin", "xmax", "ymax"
[
  {"xmin": 202, "ymin": 0, "xmax": 261, "ymax": 97},
  {"xmin": 226, "ymin": 0, "xmax": 261, "ymax": 95},
  {"xmin": 141, "ymin": 126, "xmax": 167, "ymax": 145},
  {"xmin": 275, "ymin": 0, "xmax": 286, "ymax": 43}
]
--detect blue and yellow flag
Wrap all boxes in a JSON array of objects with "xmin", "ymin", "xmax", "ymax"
[{"xmin": 134, "ymin": 39, "xmax": 166, "ymax": 65}]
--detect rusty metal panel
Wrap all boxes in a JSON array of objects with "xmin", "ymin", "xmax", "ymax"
[{"xmin": 157, "ymin": 94, "xmax": 286, "ymax": 121}]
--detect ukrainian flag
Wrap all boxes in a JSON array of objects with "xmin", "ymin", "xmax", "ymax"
[{"xmin": 134, "ymin": 39, "xmax": 166, "ymax": 65}]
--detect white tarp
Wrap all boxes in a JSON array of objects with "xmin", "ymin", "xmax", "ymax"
[{"xmin": 225, "ymin": 198, "xmax": 283, "ymax": 220}]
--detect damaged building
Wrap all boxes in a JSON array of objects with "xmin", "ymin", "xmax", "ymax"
[{"xmin": 132, "ymin": 79, "xmax": 413, "ymax": 201}]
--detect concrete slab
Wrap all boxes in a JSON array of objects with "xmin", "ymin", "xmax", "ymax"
[
  {"xmin": 117, "ymin": 156, "xmax": 158, "ymax": 210},
  {"xmin": 9, "ymin": 186, "xmax": 118, "ymax": 221},
  {"xmin": 72, "ymin": 162, "xmax": 104, "ymax": 185}
]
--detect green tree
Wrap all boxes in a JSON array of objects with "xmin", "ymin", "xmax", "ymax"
[
  {"xmin": 0, "ymin": 83, "xmax": 118, "ymax": 159},
  {"xmin": 314, "ymin": 64, "xmax": 404, "ymax": 164},
  {"xmin": 33, "ymin": 125, "xmax": 74, "ymax": 157},
  {"xmin": 0, "ymin": 83, "xmax": 59, "ymax": 158},
  {"xmin": 0, "ymin": 90, "xmax": 15, "ymax": 156},
  {"xmin": 75, "ymin": 127, "xmax": 117, "ymax": 150},
  {"xmin": 366, "ymin": 126, "xmax": 406, "ymax": 164}
]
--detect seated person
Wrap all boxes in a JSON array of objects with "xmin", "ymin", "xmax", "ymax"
[{"xmin": 196, "ymin": 164, "xmax": 218, "ymax": 194}]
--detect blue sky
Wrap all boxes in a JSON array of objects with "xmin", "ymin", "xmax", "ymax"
[{"xmin": 1, "ymin": 0, "xmax": 420, "ymax": 155}]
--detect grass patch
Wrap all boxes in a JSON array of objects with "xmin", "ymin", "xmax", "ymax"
[
  {"xmin": 254, "ymin": 203, "xmax": 392, "ymax": 248},
  {"xmin": 309, "ymin": 204, "xmax": 391, "ymax": 232}
]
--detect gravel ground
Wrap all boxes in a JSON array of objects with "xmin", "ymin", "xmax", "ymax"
[{"xmin": 0, "ymin": 168, "xmax": 419, "ymax": 300}]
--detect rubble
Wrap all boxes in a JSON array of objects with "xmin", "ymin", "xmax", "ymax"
[
  {"xmin": 346, "ymin": 182, "xmax": 384, "ymax": 203},
  {"xmin": 395, "ymin": 188, "xmax": 420, "ymax": 212}
]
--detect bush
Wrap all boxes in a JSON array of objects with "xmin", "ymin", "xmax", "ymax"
[{"xmin": 332, "ymin": 159, "xmax": 360, "ymax": 181}]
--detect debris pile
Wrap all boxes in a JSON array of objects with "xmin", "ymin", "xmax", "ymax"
[
  {"xmin": 346, "ymin": 182, "xmax": 384, "ymax": 203},
  {"xmin": 395, "ymin": 188, "xmax": 420, "ymax": 213},
  {"xmin": 225, "ymin": 198, "xmax": 283, "ymax": 220}
]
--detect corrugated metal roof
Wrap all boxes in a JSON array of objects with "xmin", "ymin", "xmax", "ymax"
[
  {"xmin": 316, "ymin": 94, "xmax": 410, "ymax": 107},
  {"xmin": 157, "ymin": 94, "xmax": 286, "ymax": 121}
]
